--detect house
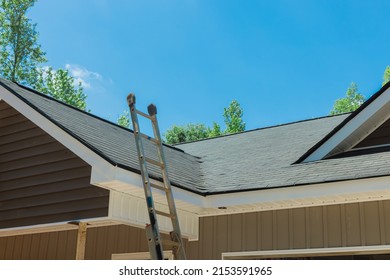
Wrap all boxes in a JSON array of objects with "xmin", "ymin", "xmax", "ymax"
[{"xmin": 2, "ymin": 77, "xmax": 390, "ymax": 259}]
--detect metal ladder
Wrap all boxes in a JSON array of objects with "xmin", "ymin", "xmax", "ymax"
[{"xmin": 126, "ymin": 94, "xmax": 186, "ymax": 260}]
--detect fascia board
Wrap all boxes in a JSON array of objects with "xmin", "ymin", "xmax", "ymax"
[{"xmin": 200, "ymin": 175, "xmax": 390, "ymax": 216}]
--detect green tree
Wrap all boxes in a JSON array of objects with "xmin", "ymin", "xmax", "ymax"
[
  {"xmin": 0, "ymin": 0, "xmax": 46, "ymax": 85},
  {"xmin": 164, "ymin": 99, "xmax": 245, "ymax": 144},
  {"xmin": 35, "ymin": 66, "xmax": 87, "ymax": 110},
  {"xmin": 330, "ymin": 82, "xmax": 365, "ymax": 115},
  {"xmin": 164, "ymin": 123, "xmax": 210, "ymax": 144},
  {"xmin": 223, "ymin": 99, "xmax": 245, "ymax": 134},
  {"xmin": 117, "ymin": 110, "xmax": 130, "ymax": 128},
  {"xmin": 207, "ymin": 122, "xmax": 223, "ymax": 138},
  {"xmin": 383, "ymin": 66, "xmax": 390, "ymax": 86}
]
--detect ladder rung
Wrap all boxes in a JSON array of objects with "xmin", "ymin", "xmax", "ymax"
[
  {"xmin": 144, "ymin": 157, "xmax": 164, "ymax": 168},
  {"xmin": 138, "ymin": 132, "xmax": 159, "ymax": 144},
  {"xmin": 162, "ymin": 238, "xmax": 180, "ymax": 248},
  {"xmin": 155, "ymin": 210, "xmax": 174, "ymax": 219},
  {"xmin": 150, "ymin": 182, "xmax": 168, "ymax": 192},
  {"xmin": 135, "ymin": 109, "xmax": 153, "ymax": 120}
]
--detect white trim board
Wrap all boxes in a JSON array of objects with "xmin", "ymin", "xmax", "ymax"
[
  {"xmin": 98, "ymin": 171, "xmax": 390, "ymax": 217},
  {"xmin": 222, "ymin": 245, "xmax": 390, "ymax": 259},
  {"xmin": 0, "ymin": 218, "xmax": 120, "ymax": 237}
]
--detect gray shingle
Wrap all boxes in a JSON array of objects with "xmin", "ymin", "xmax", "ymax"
[{"xmin": 0, "ymin": 79, "xmax": 203, "ymax": 192}]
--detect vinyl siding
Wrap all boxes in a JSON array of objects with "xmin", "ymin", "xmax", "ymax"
[{"xmin": 0, "ymin": 101, "xmax": 109, "ymax": 229}]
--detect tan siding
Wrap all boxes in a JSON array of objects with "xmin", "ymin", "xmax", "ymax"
[
  {"xmin": 276, "ymin": 209, "xmax": 289, "ymax": 250},
  {"xmin": 291, "ymin": 208, "xmax": 306, "ymax": 249},
  {"xmin": 199, "ymin": 216, "xmax": 214, "ymax": 259},
  {"xmin": 309, "ymin": 206, "xmax": 324, "ymax": 248},
  {"xmin": 260, "ymin": 211, "xmax": 273, "ymax": 250},
  {"xmin": 345, "ymin": 203, "xmax": 361, "ymax": 246},
  {"xmin": 364, "ymin": 202, "xmax": 381, "ymax": 245},
  {"xmin": 326, "ymin": 205, "xmax": 342, "ymax": 247},
  {"xmin": 243, "ymin": 212, "xmax": 257, "ymax": 251},
  {"xmin": 189, "ymin": 200, "xmax": 390, "ymax": 259},
  {"xmin": 215, "ymin": 215, "xmax": 228, "ymax": 259},
  {"xmin": 0, "ymin": 101, "xmax": 109, "ymax": 229}
]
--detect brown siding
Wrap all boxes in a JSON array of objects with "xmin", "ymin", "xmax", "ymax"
[{"xmin": 0, "ymin": 101, "xmax": 109, "ymax": 229}]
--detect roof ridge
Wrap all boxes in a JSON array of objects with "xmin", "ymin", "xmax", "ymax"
[{"xmin": 175, "ymin": 113, "xmax": 350, "ymax": 146}]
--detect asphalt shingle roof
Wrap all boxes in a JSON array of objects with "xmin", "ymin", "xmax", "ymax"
[
  {"xmin": 0, "ymin": 79, "xmax": 204, "ymax": 193},
  {"xmin": 3, "ymin": 78, "xmax": 390, "ymax": 196}
]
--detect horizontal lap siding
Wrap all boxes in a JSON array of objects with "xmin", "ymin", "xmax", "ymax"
[{"xmin": 0, "ymin": 101, "xmax": 109, "ymax": 229}]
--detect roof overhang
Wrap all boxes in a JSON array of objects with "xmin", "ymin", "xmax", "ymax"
[{"xmin": 96, "ymin": 168, "xmax": 390, "ymax": 218}]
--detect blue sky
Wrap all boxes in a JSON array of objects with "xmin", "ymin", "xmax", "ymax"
[{"xmin": 28, "ymin": 0, "xmax": 390, "ymax": 135}]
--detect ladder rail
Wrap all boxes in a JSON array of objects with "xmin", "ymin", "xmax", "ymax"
[
  {"xmin": 127, "ymin": 94, "xmax": 164, "ymax": 260},
  {"xmin": 149, "ymin": 110, "xmax": 186, "ymax": 260},
  {"xmin": 126, "ymin": 93, "xmax": 186, "ymax": 260}
]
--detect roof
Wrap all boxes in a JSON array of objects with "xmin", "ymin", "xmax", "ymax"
[
  {"xmin": 0, "ymin": 78, "xmax": 204, "ymax": 193},
  {"xmin": 2, "ymin": 78, "xmax": 390, "ymax": 196},
  {"xmin": 177, "ymin": 112, "xmax": 390, "ymax": 194}
]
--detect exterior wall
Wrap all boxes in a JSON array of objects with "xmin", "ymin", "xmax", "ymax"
[
  {"xmin": 188, "ymin": 200, "xmax": 390, "ymax": 259},
  {"xmin": 0, "ymin": 225, "xmax": 154, "ymax": 259},
  {"xmin": 0, "ymin": 101, "xmax": 109, "ymax": 229},
  {"xmin": 2, "ymin": 199, "xmax": 390, "ymax": 259}
]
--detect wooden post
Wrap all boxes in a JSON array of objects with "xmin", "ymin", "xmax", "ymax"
[{"xmin": 75, "ymin": 222, "xmax": 87, "ymax": 260}]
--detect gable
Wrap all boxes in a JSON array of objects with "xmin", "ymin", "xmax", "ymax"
[
  {"xmin": 298, "ymin": 82, "xmax": 390, "ymax": 162},
  {"xmin": 0, "ymin": 100, "xmax": 109, "ymax": 229}
]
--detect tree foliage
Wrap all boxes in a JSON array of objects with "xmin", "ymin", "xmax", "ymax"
[
  {"xmin": 164, "ymin": 123, "xmax": 210, "ymax": 144},
  {"xmin": 164, "ymin": 99, "xmax": 245, "ymax": 144},
  {"xmin": 330, "ymin": 82, "xmax": 365, "ymax": 115},
  {"xmin": 117, "ymin": 110, "xmax": 131, "ymax": 128},
  {"xmin": 35, "ymin": 67, "xmax": 87, "ymax": 110},
  {"xmin": 383, "ymin": 66, "xmax": 390, "ymax": 86},
  {"xmin": 223, "ymin": 99, "xmax": 245, "ymax": 134},
  {"xmin": 0, "ymin": 0, "xmax": 46, "ymax": 85}
]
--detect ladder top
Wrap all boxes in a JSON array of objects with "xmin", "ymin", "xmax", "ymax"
[
  {"xmin": 127, "ymin": 93, "xmax": 136, "ymax": 106},
  {"xmin": 148, "ymin": 104, "xmax": 157, "ymax": 116},
  {"xmin": 127, "ymin": 93, "xmax": 157, "ymax": 117}
]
